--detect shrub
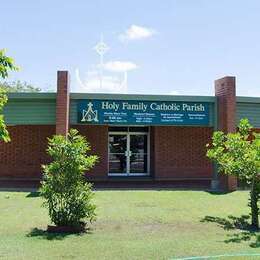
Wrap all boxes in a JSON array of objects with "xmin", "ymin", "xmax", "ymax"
[
  {"xmin": 40, "ymin": 129, "xmax": 98, "ymax": 227},
  {"xmin": 207, "ymin": 119, "xmax": 260, "ymax": 229}
]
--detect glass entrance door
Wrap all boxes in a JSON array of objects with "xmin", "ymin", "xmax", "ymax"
[
  {"xmin": 108, "ymin": 134, "xmax": 127, "ymax": 174},
  {"xmin": 129, "ymin": 134, "xmax": 148, "ymax": 175},
  {"xmin": 108, "ymin": 131, "xmax": 149, "ymax": 176}
]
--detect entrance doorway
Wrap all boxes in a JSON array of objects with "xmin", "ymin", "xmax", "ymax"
[{"xmin": 108, "ymin": 127, "xmax": 149, "ymax": 176}]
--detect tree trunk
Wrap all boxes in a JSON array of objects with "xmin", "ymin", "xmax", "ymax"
[{"xmin": 250, "ymin": 178, "xmax": 259, "ymax": 229}]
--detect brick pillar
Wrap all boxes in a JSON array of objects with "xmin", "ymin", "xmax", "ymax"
[
  {"xmin": 215, "ymin": 76, "xmax": 237, "ymax": 191},
  {"xmin": 56, "ymin": 71, "xmax": 70, "ymax": 136}
]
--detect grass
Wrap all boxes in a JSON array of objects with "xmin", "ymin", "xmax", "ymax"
[{"xmin": 0, "ymin": 190, "xmax": 259, "ymax": 260}]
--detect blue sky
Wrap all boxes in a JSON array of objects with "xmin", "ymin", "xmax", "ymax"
[{"xmin": 1, "ymin": 0, "xmax": 260, "ymax": 96}]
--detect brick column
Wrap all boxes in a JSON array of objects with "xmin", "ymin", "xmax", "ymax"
[
  {"xmin": 56, "ymin": 71, "xmax": 70, "ymax": 136},
  {"xmin": 215, "ymin": 76, "xmax": 237, "ymax": 191}
]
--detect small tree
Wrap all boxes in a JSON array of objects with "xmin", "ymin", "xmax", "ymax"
[
  {"xmin": 40, "ymin": 129, "xmax": 98, "ymax": 228},
  {"xmin": 207, "ymin": 118, "xmax": 260, "ymax": 229},
  {"xmin": 0, "ymin": 49, "xmax": 18, "ymax": 142}
]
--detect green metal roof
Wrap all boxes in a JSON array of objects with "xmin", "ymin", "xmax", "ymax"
[
  {"xmin": 4, "ymin": 93, "xmax": 56, "ymax": 125},
  {"xmin": 236, "ymin": 96, "xmax": 260, "ymax": 103}
]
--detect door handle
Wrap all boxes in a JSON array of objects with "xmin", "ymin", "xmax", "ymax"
[{"xmin": 124, "ymin": 151, "xmax": 132, "ymax": 156}]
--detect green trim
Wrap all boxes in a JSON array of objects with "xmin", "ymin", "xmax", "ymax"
[
  {"xmin": 7, "ymin": 92, "xmax": 56, "ymax": 100},
  {"xmin": 236, "ymin": 96, "xmax": 260, "ymax": 103},
  {"xmin": 6, "ymin": 93, "xmax": 260, "ymax": 104},
  {"xmin": 75, "ymin": 123, "xmax": 214, "ymax": 128},
  {"xmin": 70, "ymin": 93, "xmax": 216, "ymax": 102}
]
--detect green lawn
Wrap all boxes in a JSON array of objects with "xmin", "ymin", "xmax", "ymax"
[{"xmin": 0, "ymin": 190, "xmax": 259, "ymax": 260}]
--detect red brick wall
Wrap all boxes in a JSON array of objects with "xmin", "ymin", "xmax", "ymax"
[
  {"xmin": 215, "ymin": 77, "xmax": 236, "ymax": 133},
  {"xmin": 149, "ymin": 127, "xmax": 155, "ymax": 176},
  {"xmin": 72, "ymin": 125, "xmax": 108, "ymax": 180},
  {"xmin": 152, "ymin": 126, "xmax": 213, "ymax": 180},
  {"xmin": 0, "ymin": 124, "xmax": 230, "ymax": 184},
  {"xmin": 0, "ymin": 125, "xmax": 108, "ymax": 181},
  {"xmin": 215, "ymin": 76, "xmax": 237, "ymax": 191},
  {"xmin": 0, "ymin": 125, "xmax": 55, "ymax": 179},
  {"xmin": 56, "ymin": 71, "xmax": 70, "ymax": 135}
]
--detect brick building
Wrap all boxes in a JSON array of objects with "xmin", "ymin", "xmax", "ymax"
[{"xmin": 1, "ymin": 71, "xmax": 260, "ymax": 190}]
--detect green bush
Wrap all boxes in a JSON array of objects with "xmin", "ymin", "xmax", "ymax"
[
  {"xmin": 40, "ymin": 129, "xmax": 98, "ymax": 227},
  {"xmin": 207, "ymin": 118, "xmax": 260, "ymax": 229}
]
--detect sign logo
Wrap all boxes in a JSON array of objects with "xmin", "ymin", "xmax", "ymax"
[{"xmin": 81, "ymin": 102, "xmax": 99, "ymax": 122}]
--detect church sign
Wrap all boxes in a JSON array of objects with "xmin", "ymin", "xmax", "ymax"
[{"xmin": 77, "ymin": 99, "xmax": 209, "ymax": 126}]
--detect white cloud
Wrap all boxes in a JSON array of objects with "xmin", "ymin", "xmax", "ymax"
[
  {"xmin": 75, "ymin": 68, "xmax": 128, "ymax": 93},
  {"xmin": 104, "ymin": 61, "xmax": 138, "ymax": 72},
  {"xmin": 119, "ymin": 25, "xmax": 156, "ymax": 42}
]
